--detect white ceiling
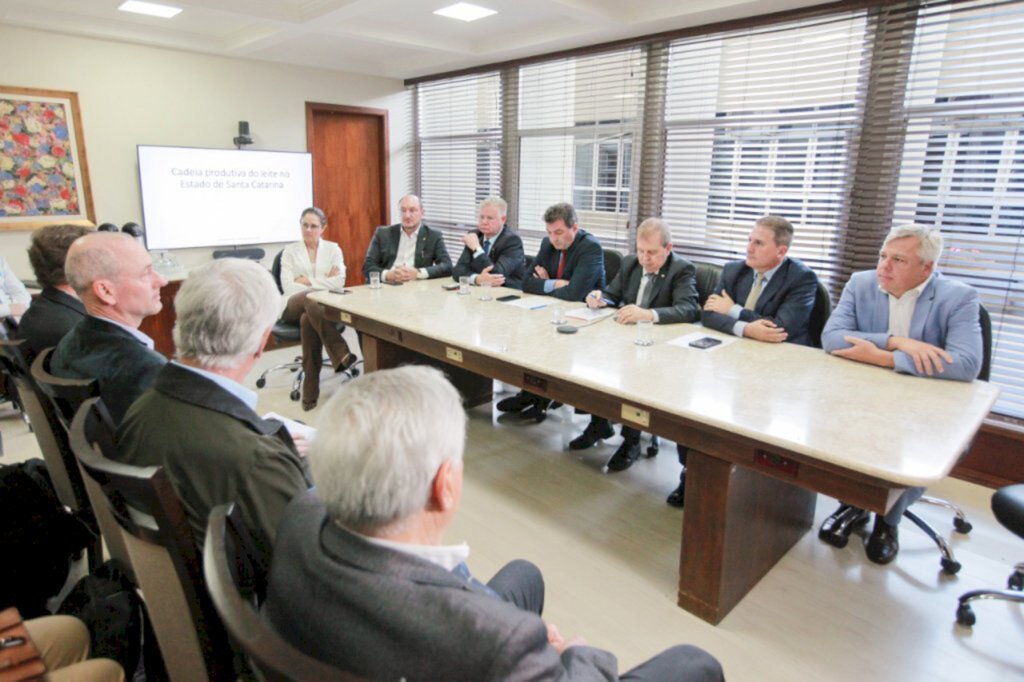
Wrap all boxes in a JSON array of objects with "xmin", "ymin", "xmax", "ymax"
[{"xmin": 0, "ymin": 0, "xmax": 831, "ymax": 81}]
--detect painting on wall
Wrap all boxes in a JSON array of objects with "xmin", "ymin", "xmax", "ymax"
[{"xmin": 0, "ymin": 85, "xmax": 95, "ymax": 231}]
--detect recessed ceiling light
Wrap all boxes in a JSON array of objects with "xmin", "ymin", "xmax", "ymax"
[
  {"xmin": 118, "ymin": 1, "xmax": 182, "ymax": 19},
  {"xmin": 434, "ymin": 3, "xmax": 497, "ymax": 22}
]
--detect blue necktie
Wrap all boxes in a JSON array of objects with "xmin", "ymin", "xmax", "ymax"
[{"xmin": 482, "ymin": 238, "xmax": 491, "ymax": 255}]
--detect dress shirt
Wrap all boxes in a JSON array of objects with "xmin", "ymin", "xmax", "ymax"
[
  {"xmin": 543, "ymin": 249, "xmax": 568, "ymax": 293},
  {"xmin": 0, "ymin": 258, "xmax": 31, "ymax": 318},
  {"xmin": 280, "ymin": 240, "xmax": 346, "ymax": 299},
  {"xmin": 886, "ymin": 274, "xmax": 932, "ymax": 339},
  {"xmin": 171, "ymin": 360, "xmax": 257, "ymax": 411},
  {"xmin": 361, "ymin": 530, "xmax": 470, "ymax": 572},
  {"xmin": 100, "ymin": 316, "xmax": 156, "ymax": 349},
  {"xmin": 636, "ymin": 272, "xmax": 661, "ymax": 322},
  {"xmin": 730, "ymin": 260, "xmax": 784, "ymax": 338},
  {"xmin": 468, "ymin": 226, "xmax": 504, "ymax": 285},
  {"xmin": 383, "ymin": 225, "xmax": 428, "ymax": 281}
]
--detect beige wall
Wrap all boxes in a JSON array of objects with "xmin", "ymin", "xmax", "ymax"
[{"xmin": 0, "ymin": 24, "xmax": 411, "ymax": 277}]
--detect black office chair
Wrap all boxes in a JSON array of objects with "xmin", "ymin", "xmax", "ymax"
[
  {"xmin": 808, "ymin": 280, "xmax": 832, "ymax": 349},
  {"xmin": 956, "ymin": 484, "xmax": 1024, "ymax": 626},
  {"xmin": 203, "ymin": 504, "xmax": 361, "ymax": 681},
  {"xmin": 603, "ymin": 248, "xmax": 622, "ymax": 283},
  {"xmin": 70, "ymin": 397, "xmax": 236, "ymax": 682},
  {"xmin": 255, "ymin": 249, "xmax": 358, "ymax": 401},
  {"xmin": 693, "ymin": 261, "xmax": 723, "ymax": 307}
]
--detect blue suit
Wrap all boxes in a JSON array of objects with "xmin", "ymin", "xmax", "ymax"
[
  {"xmin": 822, "ymin": 270, "xmax": 982, "ymax": 382},
  {"xmin": 701, "ymin": 257, "xmax": 818, "ymax": 345}
]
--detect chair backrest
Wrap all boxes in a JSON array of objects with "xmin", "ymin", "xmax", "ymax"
[
  {"xmin": 70, "ymin": 397, "xmax": 235, "ymax": 682},
  {"xmin": 0, "ymin": 340, "xmax": 90, "ymax": 515},
  {"xmin": 808, "ymin": 281, "xmax": 833, "ymax": 349},
  {"xmin": 31, "ymin": 348, "xmax": 98, "ymax": 430},
  {"xmin": 978, "ymin": 304, "xmax": 992, "ymax": 383},
  {"xmin": 270, "ymin": 249, "xmax": 286, "ymax": 294},
  {"xmin": 603, "ymin": 249, "xmax": 623, "ymax": 283},
  {"xmin": 693, "ymin": 262, "xmax": 723, "ymax": 307},
  {"xmin": 204, "ymin": 504, "xmax": 360, "ymax": 682}
]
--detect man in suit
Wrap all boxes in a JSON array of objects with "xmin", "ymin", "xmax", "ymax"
[
  {"xmin": 572, "ymin": 218, "xmax": 700, "ymax": 475},
  {"xmin": 17, "ymin": 224, "xmax": 92, "ymax": 362},
  {"xmin": 499, "ymin": 202, "xmax": 606, "ymax": 420},
  {"xmin": 118, "ymin": 259, "xmax": 309, "ymax": 555},
  {"xmin": 264, "ymin": 365, "xmax": 723, "ymax": 682},
  {"xmin": 818, "ymin": 224, "xmax": 983, "ymax": 564},
  {"xmin": 452, "ymin": 196, "xmax": 527, "ymax": 290},
  {"xmin": 702, "ymin": 215, "xmax": 818, "ymax": 346},
  {"xmin": 50, "ymin": 232, "xmax": 167, "ymax": 424},
  {"xmin": 362, "ymin": 194, "xmax": 452, "ymax": 282}
]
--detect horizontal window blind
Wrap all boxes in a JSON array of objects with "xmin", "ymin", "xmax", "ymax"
[{"xmin": 415, "ymin": 72, "xmax": 503, "ymax": 256}]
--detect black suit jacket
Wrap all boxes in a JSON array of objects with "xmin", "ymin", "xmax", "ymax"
[
  {"xmin": 521, "ymin": 229, "xmax": 605, "ymax": 302},
  {"xmin": 16, "ymin": 287, "xmax": 85, "ymax": 362},
  {"xmin": 701, "ymin": 257, "xmax": 818, "ymax": 345},
  {"xmin": 362, "ymin": 223, "xmax": 452, "ymax": 280},
  {"xmin": 603, "ymin": 253, "xmax": 700, "ymax": 325},
  {"xmin": 452, "ymin": 226, "xmax": 528, "ymax": 290},
  {"xmin": 50, "ymin": 315, "xmax": 166, "ymax": 424}
]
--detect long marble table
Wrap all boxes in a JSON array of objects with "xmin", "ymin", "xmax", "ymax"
[{"xmin": 310, "ymin": 282, "xmax": 1000, "ymax": 624}]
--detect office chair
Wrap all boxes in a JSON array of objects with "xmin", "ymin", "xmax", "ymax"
[
  {"xmin": 203, "ymin": 504, "xmax": 363, "ymax": 681},
  {"xmin": 808, "ymin": 280, "xmax": 832, "ymax": 349},
  {"xmin": 70, "ymin": 397, "xmax": 235, "ymax": 682},
  {"xmin": 955, "ymin": 484, "xmax": 1024, "ymax": 626},
  {"xmin": 603, "ymin": 248, "xmax": 623, "ymax": 283},
  {"xmin": 255, "ymin": 249, "xmax": 358, "ymax": 401},
  {"xmin": 821, "ymin": 305, "xmax": 992, "ymax": 574}
]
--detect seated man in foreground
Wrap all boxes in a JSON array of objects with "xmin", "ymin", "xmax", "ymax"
[
  {"xmin": 264, "ymin": 365, "xmax": 723, "ymax": 681},
  {"xmin": 118, "ymin": 258, "xmax": 309, "ymax": 554},
  {"xmin": 50, "ymin": 231, "xmax": 168, "ymax": 424},
  {"xmin": 818, "ymin": 223, "xmax": 983, "ymax": 564}
]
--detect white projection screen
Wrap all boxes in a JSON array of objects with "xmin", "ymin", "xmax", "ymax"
[{"xmin": 137, "ymin": 145, "xmax": 313, "ymax": 251}]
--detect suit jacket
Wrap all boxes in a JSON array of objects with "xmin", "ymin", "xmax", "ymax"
[
  {"xmin": 362, "ymin": 223, "xmax": 452, "ymax": 280},
  {"xmin": 701, "ymin": 257, "xmax": 818, "ymax": 345},
  {"xmin": 16, "ymin": 287, "xmax": 86, "ymax": 362},
  {"xmin": 603, "ymin": 253, "xmax": 700, "ymax": 325},
  {"xmin": 50, "ymin": 315, "xmax": 166, "ymax": 424},
  {"xmin": 522, "ymin": 229, "xmax": 605, "ymax": 302},
  {"xmin": 264, "ymin": 491, "xmax": 618, "ymax": 681},
  {"xmin": 452, "ymin": 226, "xmax": 528, "ymax": 290},
  {"xmin": 117, "ymin": 363, "xmax": 310, "ymax": 553},
  {"xmin": 822, "ymin": 270, "xmax": 982, "ymax": 382}
]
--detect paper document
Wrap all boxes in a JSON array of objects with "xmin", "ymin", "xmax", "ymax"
[
  {"xmin": 263, "ymin": 411, "xmax": 317, "ymax": 441},
  {"xmin": 566, "ymin": 307, "xmax": 615, "ymax": 322},
  {"xmin": 502, "ymin": 296, "xmax": 548, "ymax": 310}
]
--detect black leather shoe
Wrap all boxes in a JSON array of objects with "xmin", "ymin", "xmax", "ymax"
[
  {"xmin": 569, "ymin": 420, "xmax": 615, "ymax": 450},
  {"xmin": 496, "ymin": 391, "xmax": 534, "ymax": 413},
  {"xmin": 866, "ymin": 516, "xmax": 899, "ymax": 565},
  {"xmin": 818, "ymin": 504, "xmax": 871, "ymax": 548},
  {"xmin": 519, "ymin": 404, "xmax": 548, "ymax": 423},
  {"xmin": 335, "ymin": 352, "xmax": 358, "ymax": 373},
  {"xmin": 666, "ymin": 476, "xmax": 686, "ymax": 508},
  {"xmin": 606, "ymin": 442, "xmax": 641, "ymax": 472}
]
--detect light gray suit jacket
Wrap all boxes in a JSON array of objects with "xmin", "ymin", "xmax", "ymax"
[{"xmin": 264, "ymin": 491, "xmax": 618, "ymax": 681}]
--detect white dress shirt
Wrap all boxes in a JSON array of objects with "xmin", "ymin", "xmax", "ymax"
[
  {"xmin": 280, "ymin": 240, "xmax": 346, "ymax": 299},
  {"xmin": 885, "ymin": 274, "xmax": 932, "ymax": 338},
  {"xmin": 0, "ymin": 257, "xmax": 31, "ymax": 318}
]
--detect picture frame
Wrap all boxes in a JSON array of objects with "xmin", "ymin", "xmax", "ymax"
[{"xmin": 0, "ymin": 85, "xmax": 95, "ymax": 231}]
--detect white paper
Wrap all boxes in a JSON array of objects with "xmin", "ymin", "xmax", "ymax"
[
  {"xmin": 566, "ymin": 307, "xmax": 615, "ymax": 322},
  {"xmin": 502, "ymin": 296, "xmax": 549, "ymax": 310},
  {"xmin": 667, "ymin": 331, "xmax": 737, "ymax": 352},
  {"xmin": 263, "ymin": 411, "xmax": 317, "ymax": 441}
]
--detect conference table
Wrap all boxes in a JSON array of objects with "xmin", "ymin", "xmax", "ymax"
[{"xmin": 310, "ymin": 282, "xmax": 999, "ymax": 625}]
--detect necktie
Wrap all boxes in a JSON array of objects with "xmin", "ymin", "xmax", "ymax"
[
  {"xmin": 482, "ymin": 238, "xmax": 491, "ymax": 255},
  {"xmin": 556, "ymin": 251, "xmax": 566, "ymax": 279},
  {"xmin": 640, "ymin": 273, "xmax": 657, "ymax": 308},
  {"xmin": 744, "ymin": 272, "xmax": 765, "ymax": 310}
]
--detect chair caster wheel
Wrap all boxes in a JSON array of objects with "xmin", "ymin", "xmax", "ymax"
[
  {"xmin": 953, "ymin": 517, "xmax": 972, "ymax": 534},
  {"xmin": 956, "ymin": 604, "xmax": 975, "ymax": 626},
  {"xmin": 1008, "ymin": 572, "xmax": 1024, "ymax": 591},
  {"xmin": 645, "ymin": 445, "xmax": 659, "ymax": 458},
  {"xmin": 351, "ymin": 368, "xmax": 360, "ymax": 378},
  {"xmin": 941, "ymin": 558, "xmax": 961, "ymax": 575},
  {"xmin": 289, "ymin": 389, "xmax": 300, "ymax": 402},
  {"xmin": 256, "ymin": 378, "xmax": 266, "ymax": 388}
]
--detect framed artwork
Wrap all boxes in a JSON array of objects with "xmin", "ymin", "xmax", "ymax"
[{"xmin": 0, "ymin": 85, "xmax": 95, "ymax": 231}]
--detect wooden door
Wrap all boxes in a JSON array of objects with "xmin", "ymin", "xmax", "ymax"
[{"xmin": 306, "ymin": 103, "xmax": 389, "ymax": 286}]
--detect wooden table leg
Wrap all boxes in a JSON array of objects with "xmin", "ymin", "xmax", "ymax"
[{"xmin": 678, "ymin": 449, "xmax": 816, "ymax": 624}]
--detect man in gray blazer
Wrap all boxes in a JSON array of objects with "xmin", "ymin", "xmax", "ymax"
[
  {"xmin": 264, "ymin": 365, "xmax": 723, "ymax": 681},
  {"xmin": 818, "ymin": 224, "xmax": 983, "ymax": 564},
  {"xmin": 573, "ymin": 218, "xmax": 700, "ymax": 474},
  {"xmin": 362, "ymin": 194, "xmax": 452, "ymax": 282}
]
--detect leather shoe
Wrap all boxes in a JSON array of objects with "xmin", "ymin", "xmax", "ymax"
[
  {"xmin": 866, "ymin": 516, "xmax": 899, "ymax": 565},
  {"xmin": 666, "ymin": 475, "xmax": 686, "ymax": 508},
  {"xmin": 606, "ymin": 441, "xmax": 641, "ymax": 472},
  {"xmin": 518, "ymin": 398, "xmax": 551, "ymax": 423},
  {"xmin": 335, "ymin": 352, "xmax": 358, "ymax": 373},
  {"xmin": 301, "ymin": 399, "xmax": 317, "ymax": 412},
  {"xmin": 818, "ymin": 504, "xmax": 870, "ymax": 548},
  {"xmin": 496, "ymin": 391, "xmax": 534, "ymax": 413},
  {"xmin": 569, "ymin": 419, "xmax": 614, "ymax": 450}
]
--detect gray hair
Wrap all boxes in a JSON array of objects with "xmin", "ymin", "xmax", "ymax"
[
  {"xmin": 65, "ymin": 231, "xmax": 135, "ymax": 296},
  {"xmin": 479, "ymin": 196, "xmax": 508, "ymax": 215},
  {"xmin": 309, "ymin": 365, "xmax": 467, "ymax": 536},
  {"xmin": 172, "ymin": 258, "xmax": 280, "ymax": 369},
  {"xmin": 543, "ymin": 202, "xmax": 577, "ymax": 227},
  {"xmin": 883, "ymin": 223, "xmax": 944, "ymax": 265},
  {"xmin": 637, "ymin": 218, "xmax": 672, "ymax": 247},
  {"xmin": 755, "ymin": 215, "xmax": 794, "ymax": 248}
]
